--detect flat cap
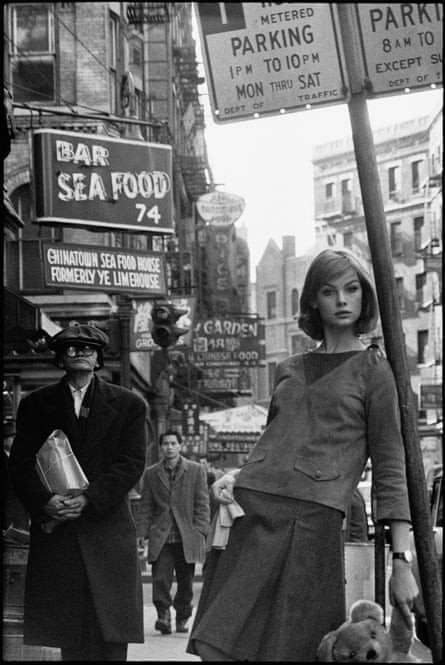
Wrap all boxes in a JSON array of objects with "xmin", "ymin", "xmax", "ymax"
[{"xmin": 49, "ymin": 324, "xmax": 109, "ymax": 350}]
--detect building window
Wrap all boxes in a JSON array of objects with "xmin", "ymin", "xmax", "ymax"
[
  {"xmin": 9, "ymin": 3, "xmax": 56, "ymax": 103},
  {"xmin": 414, "ymin": 216, "xmax": 424, "ymax": 251},
  {"xmin": 415, "ymin": 272, "xmax": 426, "ymax": 303},
  {"xmin": 388, "ymin": 166, "xmax": 401, "ymax": 200},
  {"xmin": 390, "ymin": 221, "xmax": 403, "ymax": 255},
  {"xmin": 266, "ymin": 291, "xmax": 277, "ymax": 319},
  {"xmin": 291, "ymin": 335, "xmax": 306, "ymax": 355},
  {"xmin": 411, "ymin": 160, "xmax": 422, "ymax": 194},
  {"xmin": 341, "ymin": 178, "xmax": 353, "ymax": 213},
  {"xmin": 10, "ymin": 184, "xmax": 60, "ymax": 291},
  {"xmin": 417, "ymin": 330, "xmax": 429, "ymax": 364},
  {"xmin": 395, "ymin": 277, "xmax": 405, "ymax": 310},
  {"xmin": 325, "ymin": 182, "xmax": 334, "ymax": 199},
  {"xmin": 267, "ymin": 362, "xmax": 277, "ymax": 396},
  {"xmin": 291, "ymin": 288, "xmax": 299, "ymax": 317},
  {"xmin": 343, "ymin": 231, "xmax": 353, "ymax": 249}
]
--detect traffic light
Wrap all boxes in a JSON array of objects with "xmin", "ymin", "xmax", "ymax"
[{"xmin": 151, "ymin": 302, "xmax": 189, "ymax": 349}]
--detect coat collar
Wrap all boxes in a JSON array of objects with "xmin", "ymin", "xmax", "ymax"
[
  {"xmin": 44, "ymin": 375, "xmax": 119, "ymax": 460},
  {"xmin": 156, "ymin": 455, "xmax": 187, "ymax": 490}
]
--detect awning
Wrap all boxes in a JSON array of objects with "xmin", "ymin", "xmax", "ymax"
[
  {"xmin": 200, "ymin": 404, "xmax": 268, "ymax": 433},
  {"xmin": 3, "ymin": 192, "xmax": 24, "ymax": 227},
  {"xmin": 4, "ymin": 287, "xmax": 61, "ymax": 344},
  {"xmin": 200, "ymin": 404, "xmax": 268, "ymax": 454}
]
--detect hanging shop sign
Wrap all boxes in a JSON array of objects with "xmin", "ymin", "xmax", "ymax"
[
  {"xmin": 42, "ymin": 242, "xmax": 167, "ymax": 295},
  {"xmin": 355, "ymin": 4, "xmax": 442, "ymax": 95},
  {"xmin": 195, "ymin": 3, "xmax": 348, "ymax": 122},
  {"xmin": 190, "ymin": 315, "xmax": 266, "ymax": 368},
  {"xmin": 32, "ymin": 129, "xmax": 173, "ymax": 233},
  {"xmin": 129, "ymin": 295, "xmax": 195, "ymax": 351},
  {"xmin": 202, "ymin": 404, "xmax": 267, "ymax": 452},
  {"xmin": 420, "ymin": 384, "xmax": 443, "ymax": 410},
  {"xmin": 207, "ymin": 431, "xmax": 259, "ymax": 454},
  {"xmin": 198, "ymin": 366, "xmax": 252, "ymax": 393},
  {"xmin": 196, "ymin": 191, "xmax": 245, "ymax": 225}
]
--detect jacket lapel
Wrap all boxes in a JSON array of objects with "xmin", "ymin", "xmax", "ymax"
[
  {"xmin": 79, "ymin": 376, "xmax": 118, "ymax": 458},
  {"xmin": 174, "ymin": 457, "xmax": 187, "ymax": 483},
  {"xmin": 42, "ymin": 379, "xmax": 83, "ymax": 452},
  {"xmin": 156, "ymin": 462, "xmax": 170, "ymax": 491}
]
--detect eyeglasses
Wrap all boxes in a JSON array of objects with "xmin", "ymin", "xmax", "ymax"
[{"xmin": 64, "ymin": 344, "xmax": 97, "ymax": 357}]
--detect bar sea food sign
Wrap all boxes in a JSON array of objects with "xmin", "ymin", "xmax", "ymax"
[{"xmin": 32, "ymin": 129, "xmax": 173, "ymax": 233}]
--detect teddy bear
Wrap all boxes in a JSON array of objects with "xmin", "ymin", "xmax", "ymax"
[{"xmin": 316, "ymin": 600, "xmax": 420, "ymax": 662}]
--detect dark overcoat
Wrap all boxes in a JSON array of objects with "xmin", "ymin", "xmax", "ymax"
[
  {"xmin": 138, "ymin": 457, "xmax": 210, "ymax": 564},
  {"xmin": 9, "ymin": 375, "xmax": 147, "ymax": 647}
]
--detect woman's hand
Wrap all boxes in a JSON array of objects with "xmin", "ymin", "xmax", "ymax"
[
  {"xmin": 389, "ymin": 561, "xmax": 419, "ymax": 628},
  {"xmin": 211, "ymin": 473, "xmax": 237, "ymax": 504}
]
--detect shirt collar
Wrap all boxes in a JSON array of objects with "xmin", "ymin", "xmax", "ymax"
[
  {"xmin": 163, "ymin": 456, "xmax": 182, "ymax": 473},
  {"xmin": 67, "ymin": 377, "xmax": 93, "ymax": 397}
]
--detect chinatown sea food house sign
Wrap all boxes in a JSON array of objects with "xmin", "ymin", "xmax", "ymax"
[
  {"xmin": 32, "ymin": 129, "xmax": 173, "ymax": 233},
  {"xmin": 42, "ymin": 242, "xmax": 167, "ymax": 295}
]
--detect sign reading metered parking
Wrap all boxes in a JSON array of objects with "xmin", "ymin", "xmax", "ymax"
[
  {"xmin": 42, "ymin": 242, "xmax": 167, "ymax": 295},
  {"xmin": 33, "ymin": 129, "xmax": 173, "ymax": 233},
  {"xmin": 355, "ymin": 4, "xmax": 442, "ymax": 94},
  {"xmin": 196, "ymin": 3, "xmax": 348, "ymax": 122}
]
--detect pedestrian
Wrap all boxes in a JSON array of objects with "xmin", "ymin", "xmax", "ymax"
[
  {"xmin": 138, "ymin": 430, "xmax": 210, "ymax": 636},
  {"xmin": 9, "ymin": 324, "xmax": 147, "ymax": 661},
  {"xmin": 187, "ymin": 248, "xmax": 418, "ymax": 661}
]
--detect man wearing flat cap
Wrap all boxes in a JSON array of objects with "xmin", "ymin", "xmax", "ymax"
[{"xmin": 9, "ymin": 324, "xmax": 148, "ymax": 661}]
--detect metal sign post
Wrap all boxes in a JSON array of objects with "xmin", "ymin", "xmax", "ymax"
[{"xmin": 337, "ymin": 6, "xmax": 442, "ymax": 661}]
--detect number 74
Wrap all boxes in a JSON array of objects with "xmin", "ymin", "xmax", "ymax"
[{"xmin": 135, "ymin": 204, "xmax": 161, "ymax": 224}]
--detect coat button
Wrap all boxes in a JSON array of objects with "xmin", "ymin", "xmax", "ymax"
[{"xmin": 314, "ymin": 471, "xmax": 322, "ymax": 479}]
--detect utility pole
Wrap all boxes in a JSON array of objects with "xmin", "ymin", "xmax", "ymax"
[
  {"xmin": 338, "ymin": 6, "xmax": 442, "ymax": 662},
  {"xmin": 117, "ymin": 295, "xmax": 132, "ymax": 389}
]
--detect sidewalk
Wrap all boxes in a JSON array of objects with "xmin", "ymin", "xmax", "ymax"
[
  {"xmin": 128, "ymin": 576, "xmax": 433, "ymax": 663},
  {"xmin": 127, "ymin": 582, "xmax": 201, "ymax": 662}
]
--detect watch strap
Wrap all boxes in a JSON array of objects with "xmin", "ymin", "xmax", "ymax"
[{"xmin": 392, "ymin": 551, "xmax": 412, "ymax": 563}]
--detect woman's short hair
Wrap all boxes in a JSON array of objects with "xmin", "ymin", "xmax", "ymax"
[{"xmin": 298, "ymin": 249, "xmax": 378, "ymax": 341}]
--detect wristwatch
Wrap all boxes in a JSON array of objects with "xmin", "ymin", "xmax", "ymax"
[{"xmin": 392, "ymin": 551, "xmax": 413, "ymax": 563}]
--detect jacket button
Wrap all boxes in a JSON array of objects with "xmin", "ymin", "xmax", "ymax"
[{"xmin": 314, "ymin": 471, "xmax": 322, "ymax": 479}]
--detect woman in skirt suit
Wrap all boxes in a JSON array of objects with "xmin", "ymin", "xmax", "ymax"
[{"xmin": 187, "ymin": 249, "xmax": 419, "ymax": 661}]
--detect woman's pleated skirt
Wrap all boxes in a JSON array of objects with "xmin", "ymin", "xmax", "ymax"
[{"xmin": 187, "ymin": 487, "xmax": 345, "ymax": 662}]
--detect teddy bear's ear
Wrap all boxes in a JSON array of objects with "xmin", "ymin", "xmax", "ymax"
[
  {"xmin": 316, "ymin": 630, "xmax": 338, "ymax": 662},
  {"xmin": 349, "ymin": 600, "xmax": 384, "ymax": 624}
]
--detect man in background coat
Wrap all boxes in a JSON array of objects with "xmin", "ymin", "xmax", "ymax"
[
  {"xmin": 9, "ymin": 324, "xmax": 147, "ymax": 661},
  {"xmin": 138, "ymin": 431, "xmax": 210, "ymax": 635}
]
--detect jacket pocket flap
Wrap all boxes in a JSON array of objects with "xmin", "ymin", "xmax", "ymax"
[
  {"xmin": 294, "ymin": 456, "xmax": 340, "ymax": 481},
  {"xmin": 246, "ymin": 447, "xmax": 267, "ymax": 464}
]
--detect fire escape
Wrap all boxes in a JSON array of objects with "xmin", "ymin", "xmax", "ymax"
[{"xmin": 174, "ymin": 45, "xmax": 213, "ymax": 201}]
